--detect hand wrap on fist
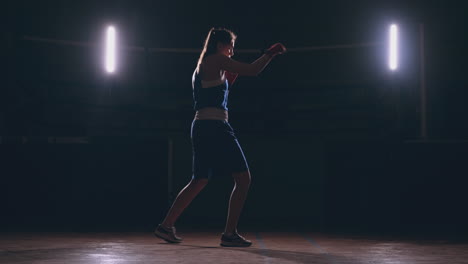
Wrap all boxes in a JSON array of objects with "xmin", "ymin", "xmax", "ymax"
[{"xmin": 265, "ymin": 43, "xmax": 287, "ymax": 57}]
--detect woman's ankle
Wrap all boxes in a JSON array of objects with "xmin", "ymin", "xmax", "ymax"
[
  {"xmin": 161, "ymin": 222, "xmax": 174, "ymax": 229},
  {"xmin": 223, "ymin": 230, "xmax": 237, "ymax": 236}
]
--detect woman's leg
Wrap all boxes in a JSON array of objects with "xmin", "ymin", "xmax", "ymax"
[
  {"xmin": 161, "ymin": 178, "xmax": 209, "ymax": 227},
  {"xmin": 224, "ymin": 170, "xmax": 251, "ymax": 234}
]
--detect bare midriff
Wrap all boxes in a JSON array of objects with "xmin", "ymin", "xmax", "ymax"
[{"xmin": 194, "ymin": 107, "xmax": 228, "ymax": 121}]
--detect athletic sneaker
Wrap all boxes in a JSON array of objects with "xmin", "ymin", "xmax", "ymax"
[
  {"xmin": 220, "ymin": 232, "xmax": 252, "ymax": 247},
  {"xmin": 154, "ymin": 224, "xmax": 183, "ymax": 243}
]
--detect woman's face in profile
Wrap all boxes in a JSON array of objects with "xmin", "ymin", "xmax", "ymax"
[{"xmin": 218, "ymin": 41, "xmax": 235, "ymax": 57}]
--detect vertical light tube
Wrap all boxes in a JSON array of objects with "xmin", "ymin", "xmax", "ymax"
[
  {"xmin": 106, "ymin": 26, "xmax": 116, "ymax": 73},
  {"xmin": 420, "ymin": 23, "xmax": 427, "ymax": 139},
  {"xmin": 389, "ymin": 24, "xmax": 398, "ymax": 71}
]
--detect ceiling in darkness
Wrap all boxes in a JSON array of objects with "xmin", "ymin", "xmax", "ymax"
[
  {"xmin": 4, "ymin": 1, "xmax": 467, "ymax": 81},
  {"xmin": 6, "ymin": 1, "xmax": 466, "ymax": 46}
]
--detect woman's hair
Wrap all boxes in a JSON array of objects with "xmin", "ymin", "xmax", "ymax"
[{"xmin": 196, "ymin": 27, "xmax": 237, "ymax": 72}]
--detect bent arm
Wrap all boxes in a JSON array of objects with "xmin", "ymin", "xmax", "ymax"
[{"xmin": 219, "ymin": 54, "xmax": 273, "ymax": 76}]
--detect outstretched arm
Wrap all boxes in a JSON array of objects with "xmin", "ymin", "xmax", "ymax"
[
  {"xmin": 219, "ymin": 54, "xmax": 273, "ymax": 76},
  {"xmin": 218, "ymin": 43, "xmax": 287, "ymax": 76}
]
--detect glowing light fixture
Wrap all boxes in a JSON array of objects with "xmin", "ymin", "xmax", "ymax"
[
  {"xmin": 105, "ymin": 26, "xmax": 116, "ymax": 73},
  {"xmin": 389, "ymin": 24, "xmax": 398, "ymax": 71}
]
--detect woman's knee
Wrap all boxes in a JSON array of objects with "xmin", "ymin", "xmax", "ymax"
[
  {"xmin": 232, "ymin": 170, "xmax": 251, "ymax": 188},
  {"xmin": 191, "ymin": 178, "xmax": 209, "ymax": 188}
]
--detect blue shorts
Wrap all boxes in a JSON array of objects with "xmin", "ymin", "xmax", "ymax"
[{"xmin": 191, "ymin": 120, "xmax": 249, "ymax": 179}]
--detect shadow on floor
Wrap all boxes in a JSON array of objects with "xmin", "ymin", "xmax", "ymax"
[{"xmin": 164, "ymin": 243, "xmax": 363, "ymax": 264}]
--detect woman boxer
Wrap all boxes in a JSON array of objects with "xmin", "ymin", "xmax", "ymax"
[{"xmin": 154, "ymin": 27, "xmax": 286, "ymax": 247}]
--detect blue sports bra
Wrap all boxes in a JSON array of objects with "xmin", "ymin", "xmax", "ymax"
[{"xmin": 192, "ymin": 68, "xmax": 230, "ymax": 111}]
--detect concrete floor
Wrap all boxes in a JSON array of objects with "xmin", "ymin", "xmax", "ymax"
[{"xmin": 1, "ymin": 231, "xmax": 467, "ymax": 264}]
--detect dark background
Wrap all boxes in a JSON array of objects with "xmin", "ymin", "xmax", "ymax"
[{"xmin": 1, "ymin": 0, "xmax": 467, "ymax": 238}]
